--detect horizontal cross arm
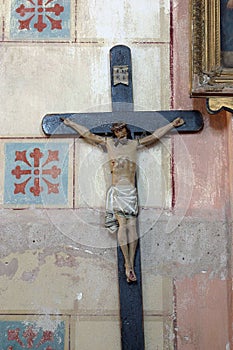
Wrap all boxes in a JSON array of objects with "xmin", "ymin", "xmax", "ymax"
[{"xmin": 42, "ymin": 110, "xmax": 203, "ymax": 136}]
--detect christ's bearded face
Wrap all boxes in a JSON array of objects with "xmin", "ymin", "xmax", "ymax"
[{"xmin": 113, "ymin": 126, "xmax": 128, "ymax": 139}]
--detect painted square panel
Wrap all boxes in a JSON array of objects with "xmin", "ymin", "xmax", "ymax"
[
  {"xmin": 144, "ymin": 317, "xmax": 166, "ymax": 350},
  {"xmin": 0, "ymin": 315, "xmax": 69, "ymax": 349},
  {"xmin": 9, "ymin": 0, "xmax": 71, "ymax": 40},
  {"xmin": 76, "ymin": 0, "xmax": 170, "ymax": 42},
  {"xmin": 0, "ymin": 45, "xmax": 110, "ymax": 137},
  {"xmin": 4, "ymin": 140, "xmax": 73, "ymax": 207},
  {"xmin": 72, "ymin": 316, "xmax": 121, "ymax": 350}
]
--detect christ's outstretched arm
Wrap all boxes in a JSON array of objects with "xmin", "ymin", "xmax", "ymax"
[
  {"xmin": 138, "ymin": 117, "xmax": 184, "ymax": 147},
  {"xmin": 60, "ymin": 117, "xmax": 106, "ymax": 146}
]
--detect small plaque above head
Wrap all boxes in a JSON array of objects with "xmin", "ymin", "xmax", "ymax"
[{"xmin": 113, "ymin": 65, "xmax": 129, "ymax": 86}]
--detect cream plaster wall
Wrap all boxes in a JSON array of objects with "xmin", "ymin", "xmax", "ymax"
[
  {"xmin": 0, "ymin": 0, "xmax": 177, "ymax": 348},
  {"xmin": 76, "ymin": 0, "xmax": 170, "ymax": 42}
]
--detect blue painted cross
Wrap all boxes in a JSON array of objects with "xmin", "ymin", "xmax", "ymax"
[{"xmin": 42, "ymin": 45, "xmax": 203, "ymax": 350}]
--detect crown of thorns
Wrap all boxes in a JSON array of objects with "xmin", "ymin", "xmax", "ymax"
[{"xmin": 111, "ymin": 122, "xmax": 127, "ymax": 132}]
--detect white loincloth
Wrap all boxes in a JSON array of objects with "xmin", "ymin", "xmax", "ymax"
[{"xmin": 105, "ymin": 184, "xmax": 138, "ymax": 233}]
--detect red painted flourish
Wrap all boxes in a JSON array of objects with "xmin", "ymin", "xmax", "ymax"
[
  {"xmin": 15, "ymin": 150, "xmax": 31, "ymax": 167},
  {"xmin": 36, "ymin": 330, "xmax": 54, "ymax": 346},
  {"xmin": 8, "ymin": 329, "xmax": 24, "ymax": 346},
  {"xmin": 14, "ymin": 177, "xmax": 31, "ymax": 194},
  {"xmin": 22, "ymin": 326, "xmax": 37, "ymax": 348}
]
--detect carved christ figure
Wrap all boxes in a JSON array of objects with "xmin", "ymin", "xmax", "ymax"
[{"xmin": 61, "ymin": 117, "xmax": 184, "ymax": 282}]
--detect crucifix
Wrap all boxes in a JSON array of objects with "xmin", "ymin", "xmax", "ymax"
[{"xmin": 42, "ymin": 45, "xmax": 203, "ymax": 350}]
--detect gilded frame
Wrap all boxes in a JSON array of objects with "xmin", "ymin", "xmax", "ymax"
[{"xmin": 191, "ymin": 0, "xmax": 233, "ymax": 96}]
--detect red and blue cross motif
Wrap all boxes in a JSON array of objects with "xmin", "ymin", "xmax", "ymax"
[
  {"xmin": 11, "ymin": 0, "xmax": 71, "ymax": 39},
  {"xmin": 4, "ymin": 142, "xmax": 70, "ymax": 206},
  {"xmin": 0, "ymin": 320, "xmax": 65, "ymax": 349}
]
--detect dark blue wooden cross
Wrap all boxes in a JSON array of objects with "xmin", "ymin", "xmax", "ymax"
[{"xmin": 42, "ymin": 45, "xmax": 203, "ymax": 350}]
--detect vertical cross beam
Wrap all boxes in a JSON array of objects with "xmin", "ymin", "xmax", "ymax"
[{"xmin": 110, "ymin": 45, "xmax": 145, "ymax": 350}]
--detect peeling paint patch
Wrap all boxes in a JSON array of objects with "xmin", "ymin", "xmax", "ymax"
[
  {"xmin": 0, "ymin": 258, "xmax": 18, "ymax": 279},
  {"xmin": 76, "ymin": 292, "xmax": 83, "ymax": 301},
  {"xmin": 0, "ymin": 210, "xmax": 229, "ymax": 279},
  {"xmin": 55, "ymin": 253, "xmax": 79, "ymax": 267},
  {"xmin": 21, "ymin": 267, "xmax": 40, "ymax": 283},
  {"xmin": 33, "ymin": 314, "xmax": 64, "ymax": 333},
  {"xmin": 85, "ymin": 249, "xmax": 94, "ymax": 255}
]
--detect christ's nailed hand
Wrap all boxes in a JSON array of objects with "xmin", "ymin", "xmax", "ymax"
[
  {"xmin": 60, "ymin": 117, "xmax": 70, "ymax": 126},
  {"xmin": 172, "ymin": 117, "xmax": 185, "ymax": 127}
]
